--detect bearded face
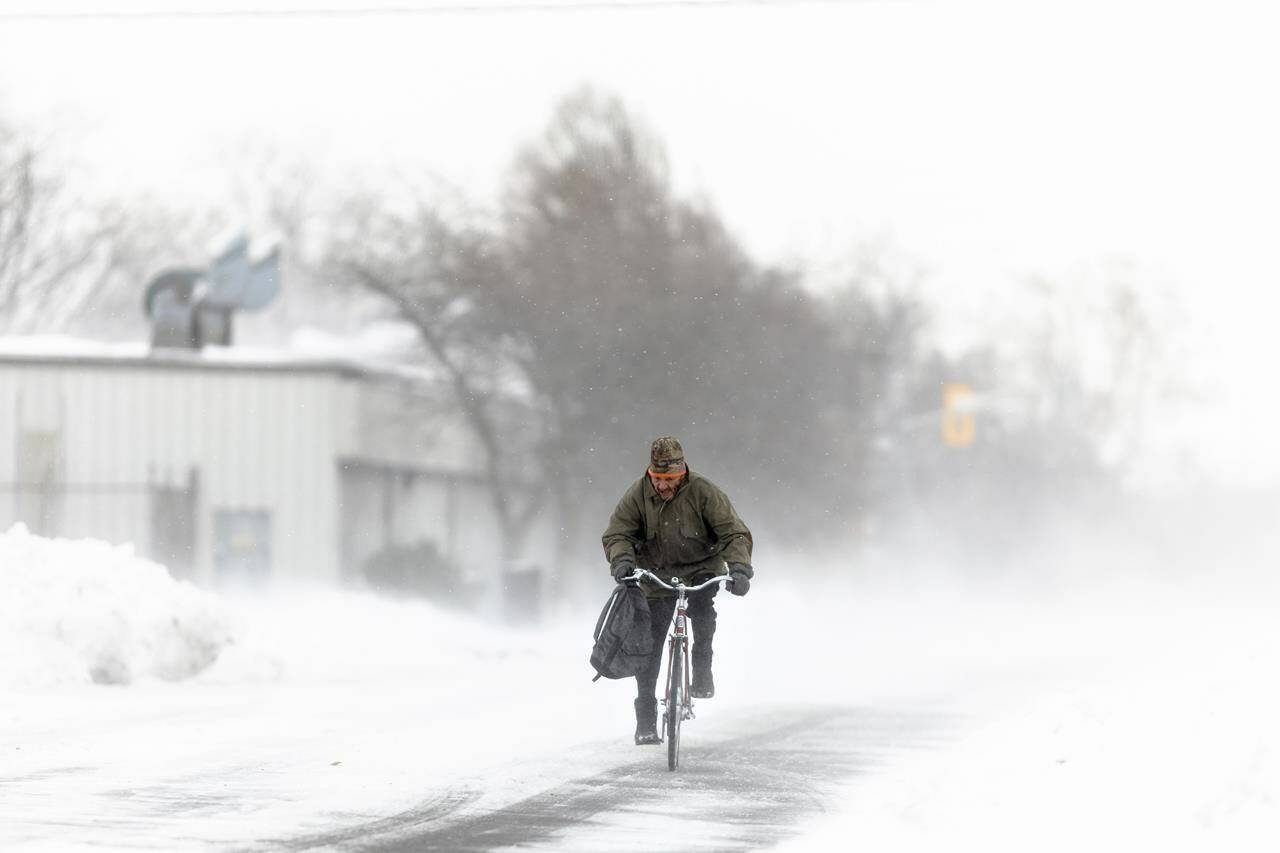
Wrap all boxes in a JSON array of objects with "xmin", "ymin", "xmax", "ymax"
[{"xmin": 649, "ymin": 462, "xmax": 687, "ymax": 501}]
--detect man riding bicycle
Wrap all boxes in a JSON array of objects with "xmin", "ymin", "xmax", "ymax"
[{"xmin": 602, "ymin": 436, "xmax": 754, "ymax": 745}]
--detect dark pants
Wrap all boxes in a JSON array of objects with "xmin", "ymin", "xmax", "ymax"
[{"xmin": 635, "ymin": 586, "xmax": 718, "ymax": 701}]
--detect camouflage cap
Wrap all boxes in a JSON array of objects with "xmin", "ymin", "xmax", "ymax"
[{"xmin": 649, "ymin": 436, "xmax": 685, "ymax": 471}]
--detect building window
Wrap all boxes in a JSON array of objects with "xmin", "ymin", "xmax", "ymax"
[{"xmin": 213, "ymin": 510, "xmax": 272, "ymax": 581}]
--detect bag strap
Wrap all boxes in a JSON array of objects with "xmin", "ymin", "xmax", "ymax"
[
  {"xmin": 593, "ymin": 629, "xmax": 626, "ymax": 681},
  {"xmin": 593, "ymin": 584, "xmax": 624, "ymax": 641}
]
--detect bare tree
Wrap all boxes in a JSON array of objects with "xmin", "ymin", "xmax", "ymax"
[
  {"xmin": 819, "ymin": 250, "xmax": 933, "ymax": 525},
  {"xmin": 330, "ymin": 197, "xmax": 547, "ymax": 567},
  {"xmin": 1015, "ymin": 264, "xmax": 1175, "ymax": 484},
  {"xmin": 0, "ymin": 119, "xmax": 115, "ymax": 333},
  {"xmin": 338, "ymin": 90, "xmax": 910, "ymax": 576}
]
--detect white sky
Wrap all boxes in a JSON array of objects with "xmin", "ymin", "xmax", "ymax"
[{"xmin": 1, "ymin": 0, "xmax": 1277, "ymax": 486}]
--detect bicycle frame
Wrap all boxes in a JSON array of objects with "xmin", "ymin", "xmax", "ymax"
[
  {"xmin": 629, "ymin": 570, "xmax": 731, "ymax": 768},
  {"xmin": 633, "ymin": 571, "xmax": 729, "ymax": 670}
]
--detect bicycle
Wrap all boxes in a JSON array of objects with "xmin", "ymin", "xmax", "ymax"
[{"xmin": 629, "ymin": 569, "xmax": 733, "ymax": 771}]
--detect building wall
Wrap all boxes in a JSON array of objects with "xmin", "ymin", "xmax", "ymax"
[
  {"xmin": 336, "ymin": 459, "xmax": 540, "ymax": 616},
  {"xmin": 0, "ymin": 359, "xmax": 340, "ymax": 584},
  {"xmin": 337, "ymin": 462, "xmax": 491, "ymax": 574},
  {"xmin": 0, "ymin": 355, "xmax": 554, "ymax": 611},
  {"xmin": 336, "ymin": 376, "xmax": 481, "ymax": 472},
  {"xmin": 332, "ymin": 374, "xmax": 518, "ymax": 586}
]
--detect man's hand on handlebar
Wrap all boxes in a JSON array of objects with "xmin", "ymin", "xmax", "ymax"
[
  {"xmin": 625, "ymin": 567, "xmax": 656, "ymax": 586},
  {"xmin": 727, "ymin": 562, "xmax": 752, "ymax": 596}
]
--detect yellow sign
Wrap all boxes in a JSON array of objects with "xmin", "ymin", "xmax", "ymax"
[{"xmin": 942, "ymin": 383, "xmax": 976, "ymax": 447}]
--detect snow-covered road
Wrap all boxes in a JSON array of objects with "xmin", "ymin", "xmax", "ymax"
[
  {"xmin": 2, "ymin": 685, "xmax": 951, "ymax": 852},
  {"xmin": 3, "ymin": 526, "xmax": 1278, "ymax": 851},
  {"xmin": 273, "ymin": 705, "xmax": 952, "ymax": 852}
]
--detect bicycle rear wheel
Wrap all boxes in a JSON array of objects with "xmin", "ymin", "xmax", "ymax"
[{"xmin": 667, "ymin": 639, "xmax": 683, "ymax": 771}]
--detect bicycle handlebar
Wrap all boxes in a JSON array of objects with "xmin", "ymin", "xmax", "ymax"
[{"xmin": 627, "ymin": 569, "xmax": 733, "ymax": 593}]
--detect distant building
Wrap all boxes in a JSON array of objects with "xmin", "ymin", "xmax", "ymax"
[{"xmin": 0, "ymin": 338, "xmax": 546, "ymax": 602}]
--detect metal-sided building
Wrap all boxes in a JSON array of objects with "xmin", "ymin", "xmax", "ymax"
[{"xmin": 0, "ymin": 339, "xmax": 533, "ymax": 598}]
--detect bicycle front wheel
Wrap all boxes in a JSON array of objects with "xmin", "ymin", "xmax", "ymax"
[{"xmin": 667, "ymin": 639, "xmax": 683, "ymax": 771}]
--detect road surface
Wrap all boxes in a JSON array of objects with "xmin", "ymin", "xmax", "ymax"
[{"xmin": 266, "ymin": 706, "xmax": 953, "ymax": 853}]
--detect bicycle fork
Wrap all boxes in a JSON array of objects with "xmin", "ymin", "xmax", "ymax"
[{"xmin": 661, "ymin": 592, "xmax": 695, "ymax": 725}]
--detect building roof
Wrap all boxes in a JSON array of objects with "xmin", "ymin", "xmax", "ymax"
[{"xmin": 0, "ymin": 334, "xmax": 440, "ymax": 387}]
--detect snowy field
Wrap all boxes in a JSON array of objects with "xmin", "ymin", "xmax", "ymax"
[
  {"xmin": 772, "ymin": 573, "xmax": 1280, "ymax": 852},
  {"xmin": 2, "ymin": 523, "xmax": 1277, "ymax": 851}
]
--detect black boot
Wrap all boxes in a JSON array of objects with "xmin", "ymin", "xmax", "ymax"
[
  {"xmin": 691, "ymin": 649, "xmax": 715, "ymax": 699},
  {"xmin": 634, "ymin": 698, "xmax": 661, "ymax": 745}
]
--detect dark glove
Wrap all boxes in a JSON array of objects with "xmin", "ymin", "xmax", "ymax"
[
  {"xmin": 727, "ymin": 562, "xmax": 752, "ymax": 596},
  {"xmin": 610, "ymin": 556, "xmax": 636, "ymax": 583}
]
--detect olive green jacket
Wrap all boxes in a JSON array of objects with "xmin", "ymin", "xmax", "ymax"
[{"xmin": 602, "ymin": 470, "xmax": 753, "ymax": 597}]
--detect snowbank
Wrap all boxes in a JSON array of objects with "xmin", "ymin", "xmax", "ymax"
[
  {"xmin": 0, "ymin": 523, "xmax": 556, "ymax": 691},
  {"xmin": 0, "ymin": 524, "xmax": 232, "ymax": 688}
]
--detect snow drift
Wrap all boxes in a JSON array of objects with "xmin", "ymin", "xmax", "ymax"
[{"xmin": 0, "ymin": 524, "xmax": 232, "ymax": 687}]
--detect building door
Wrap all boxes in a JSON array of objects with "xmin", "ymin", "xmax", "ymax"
[
  {"xmin": 151, "ymin": 469, "xmax": 199, "ymax": 579},
  {"xmin": 15, "ymin": 430, "xmax": 61, "ymax": 535}
]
